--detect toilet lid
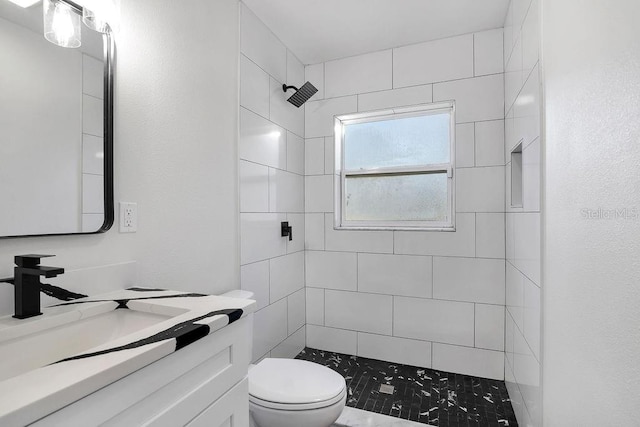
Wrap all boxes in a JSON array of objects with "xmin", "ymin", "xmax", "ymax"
[{"xmin": 249, "ymin": 359, "xmax": 346, "ymax": 405}]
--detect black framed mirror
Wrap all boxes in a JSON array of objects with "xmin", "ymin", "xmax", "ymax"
[{"xmin": 0, "ymin": 0, "xmax": 114, "ymax": 238}]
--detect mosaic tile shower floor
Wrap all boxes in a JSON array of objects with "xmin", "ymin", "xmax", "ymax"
[{"xmin": 296, "ymin": 348, "xmax": 518, "ymax": 427}]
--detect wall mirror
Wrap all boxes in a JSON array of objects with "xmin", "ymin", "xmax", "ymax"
[{"xmin": 0, "ymin": 0, "xmax": 114, "ymax": 238}]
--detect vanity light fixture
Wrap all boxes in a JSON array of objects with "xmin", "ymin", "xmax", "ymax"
[
  {"xmin": 82, "ymin": 0, "xmax": 115, "ymax": 33},
  {"xmin": 6, "ymin": 0, "xmax": 40, "ymax": 8},
  {"xmin": 43, "ymin": 0, "xmax": 81, "ymax": 48}
]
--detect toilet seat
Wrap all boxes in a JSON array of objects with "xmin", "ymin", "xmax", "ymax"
[
  {"xmin": 248, "ymin": 359, "xmax": 346, "ymax": 411},
  {"xmin": 249, "ymin": 387, "xmax": 346, "ymax": 411}
]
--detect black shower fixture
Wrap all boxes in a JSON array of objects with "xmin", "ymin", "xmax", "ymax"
[{"xmin": 282, "ymin": 82, "xmax": 318, "ymax": 108}]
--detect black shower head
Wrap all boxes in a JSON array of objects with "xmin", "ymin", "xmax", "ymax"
[{"xmin": 282, "ymin": 82, "xmax": 318, "ymax": 108}]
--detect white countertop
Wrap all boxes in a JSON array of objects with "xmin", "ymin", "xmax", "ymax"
[{"xmin": 0, "ymin": 288, "xmax": 256, "ymax": 426}]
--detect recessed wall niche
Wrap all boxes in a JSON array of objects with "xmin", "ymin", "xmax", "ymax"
[{"xmin": 511, "ymin": 142, "xmax": 523, "ymax": 208}]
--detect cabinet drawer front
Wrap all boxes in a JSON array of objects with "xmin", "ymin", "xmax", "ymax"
[{"xmin": 186, "ymin": 378, "xmax": 249, "ymax": 427}]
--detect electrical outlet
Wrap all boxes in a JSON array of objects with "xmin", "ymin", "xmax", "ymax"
[{"xmin": 119, "ymin": 202, "xmax": 138, "ymax": 233}]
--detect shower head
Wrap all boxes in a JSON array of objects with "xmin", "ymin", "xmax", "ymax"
[{"xmin": 282, "ymin": 82, "xmax": 318, "ymax": 108}]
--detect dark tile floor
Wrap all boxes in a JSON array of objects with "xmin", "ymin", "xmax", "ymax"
[{"xmin": 296, "ymin": 348, "xmax": 518, "ymax": 427}]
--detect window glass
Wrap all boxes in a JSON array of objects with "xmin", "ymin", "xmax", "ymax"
[
  {"xmin": 343, "ymin": 113, "xmax": 450, "ymax": 170},
  {"xmin": 345, "ymin": 173, "xmax": 448, "ymax": 222}
]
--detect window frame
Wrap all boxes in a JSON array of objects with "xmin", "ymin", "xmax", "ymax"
[{"xmin": 333, "ymin": 102, "xmax": 456, "ymax": 232}]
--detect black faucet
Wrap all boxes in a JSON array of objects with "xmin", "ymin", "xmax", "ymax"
[{"xmin": 1, "ymin": 255, "xmax": 65, "ymax": 319}]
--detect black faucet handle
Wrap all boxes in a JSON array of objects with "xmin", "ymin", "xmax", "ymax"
[{"xmin": 15, "ymin": 254, "xmax": 56, "ymax": 268}]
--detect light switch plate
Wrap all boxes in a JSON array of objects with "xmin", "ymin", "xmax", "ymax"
[{"xmin": 119, "ymin": 202, "xmax": 137, "ymax": 233}]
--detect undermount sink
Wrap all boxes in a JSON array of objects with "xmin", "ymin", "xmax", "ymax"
[{"xmin": 0, "ymin": 308, "xmax": 171, "ymax": 382}]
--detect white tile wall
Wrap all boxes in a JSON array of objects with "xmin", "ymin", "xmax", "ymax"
[
  {"xmin": 325, "ymin": 50, "xmax": 392, "ymax": 98},
  {"xmin": 394, "ymin": 297, "xmax": 475, "ymax": 346},
  {"xmin": 304, "ymin": 213, "xmax": 324, "ymax": 250},
  {"xmin": 82, "ymin": 94, "xmax": 103, "ymax": 137},
  {"xmin": 305, "ymin": 138, "xmax": 325, "ymax": 175},
  {"xmin": 82, "ymin": 55, "xmax": 103, "ymax": 99},
  {"xmin": 506, "ymin": 261, "xmax": 525, "ymax": 331},
  {"xmin": 433, "ymin": 74, "xmax": 504, "ymax": 123},
  {"xmin": 456, "ymin": 123, "xmax": 475, "ymax": 168},
  {"xmin": 286, "ymin": 132, "xmax": 305, "ymax": 175},
  {"xmin": 394, "ymin": 213, "xmax": 476, "ymax": 257},
  {"xmin": 240, "ymin": 3, "xmax": 286, "ymax": 83},
  {"xmin": 456, "ymin": 166, "xmax": 505, "ymax": 212},
  {"xmin": 512, "ymin": 212, "xmax": 540, "ymax": 284},
  {"xmin": 240, "ymin": 260, "xmax": 269, "ymax": 310},
  {"xmin": 240, "ymin": 55, "xmax": 270, "ymax": 118},
  {"xmin": 474, "ymin": 29, "xmax": 504, "ymax": 76},
  {"xmin": 324, "ymin": 290, "xmax": 393, "ymax": 335},
  {"xmin": 325, "ymin": 214, "xmax": 393, "ymax": 253},
  {"xmin": 287, "ymin": 288, "xmax": 306, "ymax": 333},
  {"xmin": 270, "ymin": 77, "xmax": 304, "ymax": 137},
  {"xmin": 240, "ymin": 3, "xmax": 307, "ymax": 362},
  {"xmin": 357, "ymin": 333, "xmax": 432, "ymax": 368},
  {"xmin": 514, "ymin": 66, "xmax": 541, "ymax": 150},
  {"xmin": 324, "ymin": 137, "xmax": 334, "ymax": 175},
  {"xmin": 286, "ymin": 50, "xmax": 305, "ymax": 87},
  {"xmin": 305, "ymin": 287, "xmax": 324, "ymax": 325},
  {"xmin": 503, "ymin": 0, "xmax": 542, "ymax": 425},
  {"xmin": 304, "ymin": 63, "xmax": 325, "ymax": 100},
  {"xmin": 270, "ymin": 252, "xmax": 304, "ymax": 302},
  {"xmin": 521, "ymin": 0, "xmax": 539, "ymax": 75},
  {"xmin": 239, "ymin": 108, "xmax": 286, "ymax": 169},
  {"xmin": 358, "ymin": 254, "xmax": 432, "ymax": 298},
  {"xmin": 476, "ymin": 213, "xmax": 506, "ymax": 258},
  {"xmin": 305, "ymin": 96, "xmax": 358, "ymax": 138},
  {"xmin": 475, "ymin": 120, "xmax": 506, "ymax": 166},
  {"xmin": 302, "ymin": 29, "xmax": 506, "ymax": 381},
  {"xmin": 522, "ymin": 138, "xmax": 541, "ymax": 212},
  {"xmin": 432, "ymin": 343, "xmax": 504, "ymax": 380},
  {"xmin": 286, "ymin": 213, "xmax": 305, "ymax": 253},
  {"xmin": 393, "ymin": 34, "xmax": 473, "ymax": 87},
  {"xmin": 306, "ymin": 324, "xmax": 357, "ymax": 355},
  {"xmin": 268, "ymin": 169, "xmax": 303, "ymax": 213},
  {"xmin": 82, "ymin": 174, "xmax": 104, "ymax": 214},
  {"xmin": 82, "ymin": 134, "xmax": 104, "ymax": 175},
  {"xmin": 253, "ymin": 298, "xmax": 288, "ymax": 360},
  {"xmin": 306, "ymin": 251, "xmax": 357, "ymax": 290},
  {"xmin": 304, "ymin": 175, "xmax": 333, "ymax": 212},
  {"xmin": 358, "ymin": 85, "xmax": 433, "ymax": 112},
  {"xmin": 271, "ymin": 326, "xmax": 305, "ymax": 359},
  {"xmin": 81, "ymin": 214, "xmax": 104, "ymax": 232},
  {"xmin": 240, "ymin": 160, "xmax": 269, "ymax": 212},
  {"xmin": 475, "ymin": 304, "xmax": 505, "ymax": 351},
  {"xmin": 240, "ymin": 213, "xmax": 287, "ymax": 265},
  {"xmin": 433, "ymin": 257, "xmax": 505, "ymax": 304}
]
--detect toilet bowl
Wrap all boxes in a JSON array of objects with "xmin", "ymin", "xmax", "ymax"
[
  {"xmin": 220, "ymin": 290, "xmax": 346, "ymax": 427},
  {"xmin": 248, "ymin": 358, "xmax": 346, "ymax": 427}
]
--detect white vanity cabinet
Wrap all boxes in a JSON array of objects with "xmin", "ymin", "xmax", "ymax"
[{"xmin": 30, "ymin": 314, "xmax": 253, "ymax": 427}]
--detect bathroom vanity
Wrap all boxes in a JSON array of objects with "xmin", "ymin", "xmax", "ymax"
[{"xmin": 0, "ymin": 289, "xmax": 255, "ymax": 426}]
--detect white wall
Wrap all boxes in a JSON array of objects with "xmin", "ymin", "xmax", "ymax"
[
  {"xmin": 304, "ymin": 31, "xmax": 507, "ymax": 380},
  {"xmin": 0, "ymin": 0, "xmax": 240, "ymax": 316},
  {"xmin": 542, "ymin": 0, "xmax": 640, "ymax": 425},
  {"xmin": 503, "ymin": 0, "xmax": 542, "ymax": 426},
  {"xmin": 238, "ymin": 3, "xmax": 306, "ymax": 362}
]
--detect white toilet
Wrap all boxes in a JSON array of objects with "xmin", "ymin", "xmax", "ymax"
[{"xmin": 221, "ymin": 290, "xmax": 347, "ymax": 427}]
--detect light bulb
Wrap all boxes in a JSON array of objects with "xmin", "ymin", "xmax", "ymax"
[{"xmin": 43, "ymin": 0, "xmax": 81, "ymax": 48}]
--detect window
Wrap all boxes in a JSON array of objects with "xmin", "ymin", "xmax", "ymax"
[{"xmin": 333, "ymin": 102, "xmax": 456, "ymax": 231}]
